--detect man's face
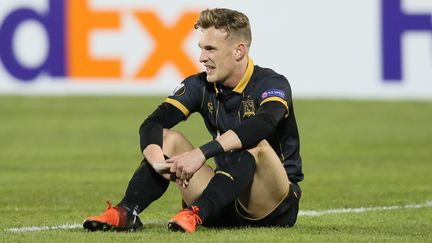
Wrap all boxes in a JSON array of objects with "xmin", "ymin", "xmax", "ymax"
[{"xmin": 198, "ymin": 27, "xmax": 238, "ymax": 83}]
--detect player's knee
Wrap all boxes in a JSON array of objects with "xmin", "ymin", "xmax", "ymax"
[
  {"xmin": 162, "ymin": 128, "xmax": 175, "ymax": 141},
  {"xmin": 162, "ymin": 129, "xmax": 194, "ymax": 157},
  {"xmin": 246, "ymin": 139, "xmax": 270, "ymax": 159},
  {"xmin": 162, "ymin": 129, "xmax": 186, "ymax": 145},
  {"xmin": 217, "ymin": 150, "xmax": 256, "ymax": 181}
]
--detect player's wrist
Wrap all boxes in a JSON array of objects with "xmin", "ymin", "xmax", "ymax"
[{"xmin": 199, "ymin": 140, "xmax": 224, "ymax": 159}]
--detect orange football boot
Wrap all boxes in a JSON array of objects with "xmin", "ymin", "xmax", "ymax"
[
  {"xmin": 83, "ymin": 200, "xmax": 142, "ymax": 231},
  {"xmin": 167, "ymin": 205, "xmax": 202, "ymax": 233}
]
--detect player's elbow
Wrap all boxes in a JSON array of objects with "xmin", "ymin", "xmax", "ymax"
[{"xmin": 232, "ymin": 114, "xmax": 277, "ymax": 149}]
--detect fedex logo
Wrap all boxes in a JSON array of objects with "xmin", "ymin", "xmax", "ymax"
[
  {"xmin": 382, "ymin": 0, "xmax": 432, "ymax": 81},
  {"xmin": 0, "ymin": 0, "xmax": 200, "ymax": 82}
]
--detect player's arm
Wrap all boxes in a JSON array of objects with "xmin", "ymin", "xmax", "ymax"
[
  {"xmin": 200, "ymin": 101, "xmax": 287, "ymax": 159},
  {"xmin": 168, "ymin": 101, "xmax": 286, "ymax": 182},
  {"xmin": 139, "ymin": 102, "xmax": 185, "ymax": 170}
]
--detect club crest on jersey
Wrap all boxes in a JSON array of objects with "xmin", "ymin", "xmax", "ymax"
[
  {"xmin": 261, "ymin": 89, "xmax": 285, "ymax": 99},
  {"xmin": 208, "ymin": 101, "xmax": 214, "ymax": 115},
  {"xmin": 171, "ymin": 83, "xmax": 186, "ymax": 96},
  {"xmin": 242, "ymin": 99, "xmax": 255, "ymax": 118}
]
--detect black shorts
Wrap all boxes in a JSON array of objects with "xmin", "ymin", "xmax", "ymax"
[{"xmin": 202, "ymin": 183, "xmax": 301, "ymax": 228}]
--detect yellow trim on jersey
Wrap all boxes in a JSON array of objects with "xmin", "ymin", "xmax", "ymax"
[
  {"xmin": 165, "ymin": 98, "xmax": 190, "ymax": 117},
  {"xmin": 233, "ymin": 57, "xmax": 254, "ymax": 94},
  {"xmin": 215, "ymin": 171, "xmax": 234, "ymax": 180},
  {"xmin": 213, "ymin": 82, "xmax": 219, "ymax": 95},
  {"xmin": 259, "ymin": 97, "xmax": 288, "ymax": 110},
  {"xmin": 260, "ymin": 97, "xmax": 289, "ymax": 117}
]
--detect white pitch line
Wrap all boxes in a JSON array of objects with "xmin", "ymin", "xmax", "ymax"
[
  {"xmin": 7, "ymin": 224, "xmax": 82, "ymax": 233},
  {"xmin": 5, "ymin": 201, "xmax": 432, "ymax": 233},
  {"xmin": 299, "ymin": 201, "xmax": 432, "ymax": 217}
]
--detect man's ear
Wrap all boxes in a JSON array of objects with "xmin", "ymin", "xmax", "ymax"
[{"xmin": 235, "ymin": 43, "xmax": 247, "ymax": 61}]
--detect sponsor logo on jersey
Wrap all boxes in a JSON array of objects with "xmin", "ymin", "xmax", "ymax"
[
  {"xmin": 261, "ymin": 89, "xmax": 285, "ymax": 99},
  {"xmin": 171, "ymin": 83, "xmax": 186, "ymax": 96}
]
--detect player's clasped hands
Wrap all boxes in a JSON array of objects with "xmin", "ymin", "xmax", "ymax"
[{"xmin": 166, "ymin": 148, "xmax": 206, "ymax": 188}]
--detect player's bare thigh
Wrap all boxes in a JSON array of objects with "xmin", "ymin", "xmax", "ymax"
[
  {"xmin": 162, "ymin": 128, "xmax": 194, "ymax": 157},
  {"xmin": 237, "ymin": 140, "xmax": 290, "ymax": 219},
  {"xmin": 161, "ymin": 129, "xmax": 214, "ymax": 205}
]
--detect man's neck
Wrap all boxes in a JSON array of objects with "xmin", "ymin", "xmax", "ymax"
[{"xmin": 221, "ymin": 57, "xmax": 249, "ymax": 88}]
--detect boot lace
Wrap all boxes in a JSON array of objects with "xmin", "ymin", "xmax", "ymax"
[{"xmin": 187, "ymin": 205, "xmax": 202, "ymax": 225}]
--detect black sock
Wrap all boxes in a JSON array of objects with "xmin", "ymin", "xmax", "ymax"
[
  {"xmin": 192, "ymin": 150, "xmax": 256, "ymax": 221},
  {"xmin": 118, "ymin": 159, "xmax": 169, "ymax": 215}
]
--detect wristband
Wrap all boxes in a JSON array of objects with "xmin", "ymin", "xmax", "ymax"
[{"xmin": 199, "ymin": 140, "xmax": 224, "ymax": 159}]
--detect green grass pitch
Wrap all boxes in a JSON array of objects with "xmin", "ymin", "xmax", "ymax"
[{"xmin": 0, "ymin": 96, "xmax": 431, "ymax": 242}]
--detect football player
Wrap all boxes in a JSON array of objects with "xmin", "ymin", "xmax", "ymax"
[{"xmin": 84, "ymin": 8, "xmax": 303, "ymax": 233}]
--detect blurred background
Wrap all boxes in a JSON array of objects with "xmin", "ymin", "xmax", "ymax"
[
  {"xmin": 0, "ymin": 0, "xmax": 431, "ymax": 98},
  {"xmin": 0, "ymin": 1, "xmax": 431, "ymax": 241}
]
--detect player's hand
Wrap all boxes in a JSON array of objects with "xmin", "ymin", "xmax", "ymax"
[
  {"xmin": 167, "ymin": 148, "xmax": 206, "ymax": 183},
  {"xmin": 143, "ymin": 144, "xmax": 176, "ymax": 181},
  {"xmin": 147, "ymin": 161, "xmax": 176, "ymax": 181},
  {"xmin": 175, "ymin": 178, "xmax": 189, "ymax": 188},
  {"xmin": 151, "ymin": 162, "xmax": 172, "ymax": 174}
]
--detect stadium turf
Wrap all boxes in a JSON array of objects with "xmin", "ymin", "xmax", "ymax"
[{"xmin": 0, "ymin": 96, "xmax": 431, "ymax": 242}]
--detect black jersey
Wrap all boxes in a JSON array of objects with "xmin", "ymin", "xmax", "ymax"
[{"xmin": 164, "ymin": 58, "xmax": 303, "ymax": 183}]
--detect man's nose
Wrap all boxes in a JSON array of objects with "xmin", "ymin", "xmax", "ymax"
[{"xmin": 199, "ymin": 51, "xmax": 208, "ymax": 63}]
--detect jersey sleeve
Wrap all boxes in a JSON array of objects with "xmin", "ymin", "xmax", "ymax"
[
  {"xmin": 254, "ymin": 75, "xmax": 292, "ymax": 116},
  {"xmin": 164, "ymin": 74, "xmax": 204, "ymax": 118}
]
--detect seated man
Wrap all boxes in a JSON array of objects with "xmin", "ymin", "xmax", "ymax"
[{"xmin": 83, "ymin": 7, "xmax": 303, "ymax": 233}]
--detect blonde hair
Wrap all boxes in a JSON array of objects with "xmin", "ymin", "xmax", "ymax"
[{"xmin": 195, "ymin": 8, "xmax": 252, "ymax": 47}]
